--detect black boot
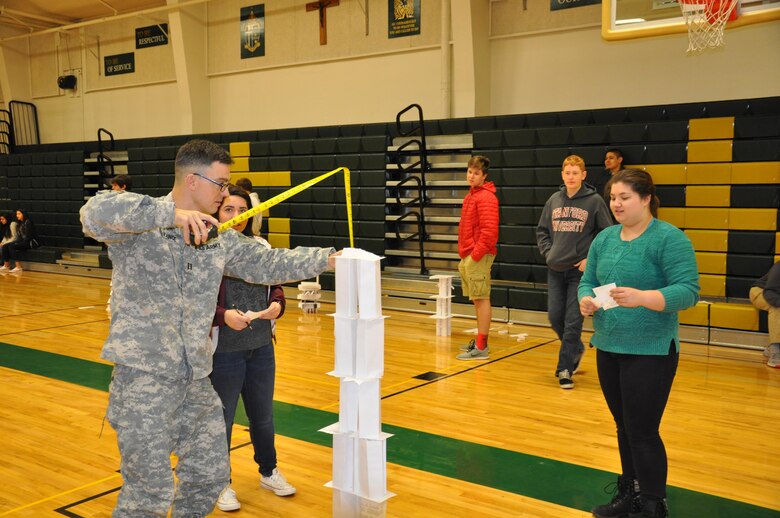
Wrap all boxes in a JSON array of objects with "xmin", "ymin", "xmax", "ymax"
[
  {"xmin": 628, "ymin": 495, "xmax": 668, "ymax": 518},
  {"xmin": 591, "ymin": 475, "xmax": 640, "ymax": 518}
]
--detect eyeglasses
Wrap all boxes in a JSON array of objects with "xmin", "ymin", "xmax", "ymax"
[{"xmin": 192, "ymin": 172, "xmax": 230, "ymax": 192}]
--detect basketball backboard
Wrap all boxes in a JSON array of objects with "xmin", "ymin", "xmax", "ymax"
[{"xmin": 602, "ymin": 0, "xmax": 780, "ymax": 40}]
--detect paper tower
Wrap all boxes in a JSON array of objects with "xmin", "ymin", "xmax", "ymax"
[
  {"xmin": 321, "ymin": 248, "xmax": 394, "ymax": 506},
  {"xmin": 297, "ymin": 280, "xmax": 322, "ymax": 314},
  {"xmin": 428, "ymin": 274, "xmax": 454, "ymax": 336}
]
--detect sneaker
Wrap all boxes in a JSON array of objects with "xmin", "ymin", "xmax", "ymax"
[
  {"xmin": 767, "ymin": 344, "xmax": 780, "ymax": 369},
  {"xmin": 216, "ymin": 486, "xmax": 241, "ymax": 512},
  {"xmin": 261, "ymin": 468, "xmax": 297, "ymax": 496},
  {"xmin": 10, "ymin": 267, "xmax": 22, "ymax": 273},
  {"xmin": 456, "ymin": 345, "xmax": 489, "ymax": 360},
  {"xmin": 558, "ymin": 369, "xmax": 574, "ymax": 389},
  {"xmin": 459, "ymin": 339, "xmax": 476, "ymax": 351}
]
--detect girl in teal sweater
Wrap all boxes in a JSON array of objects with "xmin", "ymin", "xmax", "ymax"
[{"xmin": 579, "ymin": 169, "xmax": 699, "ymax": 518}]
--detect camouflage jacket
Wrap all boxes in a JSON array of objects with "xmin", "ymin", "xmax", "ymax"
[{"xmin": 80, "ymin": 191, "xmax": 333, "ymax": 380}]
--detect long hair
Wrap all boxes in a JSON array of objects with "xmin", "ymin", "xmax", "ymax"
[
  {"xmin": 0, "ymin": 213, "xmax": 11, "ymax": 239},
  {"xmin": 606, "ymin": 169, "xmax": 660, "ymax": 218},
  {"xmin": 216, "ymin": 184, "xmax": 255, "ymax": 237}
]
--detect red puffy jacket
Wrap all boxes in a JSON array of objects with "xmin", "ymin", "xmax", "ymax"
[{"xmin": 458, "ymin": 181, "xmax": 499, "ymax": 261}]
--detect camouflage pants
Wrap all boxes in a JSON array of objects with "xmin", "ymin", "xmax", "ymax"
[{"xmin": 107, "ymin": 365, "xmax": 230, "ymax": 517}]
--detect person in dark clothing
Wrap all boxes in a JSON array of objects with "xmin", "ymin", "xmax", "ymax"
[
  {"xmin": 210, "ymin": 185, "xmax": 296, "ymax": 512},
  {"xmin": 589, "ymin": 147, "xmax": 624, "ymax": 203},
  {"xmin": 750, "ymin": 261, "xmax": 780, "ymax": 368},
  {"xmin": 1, "ymin": 209, "xmax": 37, "ymax": 273},
  {"xmin": 536, "ymin": 155, "xmax": 613, "ymax": 388},
  {"xmin": 111, "ymin": 174, "xmax": 133, "ymax": 192}
]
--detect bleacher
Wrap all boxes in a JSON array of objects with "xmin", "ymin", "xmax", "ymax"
[{"xmin": 0, "ymin": 96, "xmax": 778, "ymax": 346}]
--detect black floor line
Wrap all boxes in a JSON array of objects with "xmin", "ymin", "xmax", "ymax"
[
  {"xmin": 0, "ymin": 317, "xmax": 109, "ymax": 338},
  {"xmin": 381, "ymin": 338, "xmax": 557, "ymax": 400}
]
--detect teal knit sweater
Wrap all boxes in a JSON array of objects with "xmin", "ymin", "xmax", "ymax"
[{"xmin": 577, "ymin": 218, "xmax": 700, "ymax": 355}]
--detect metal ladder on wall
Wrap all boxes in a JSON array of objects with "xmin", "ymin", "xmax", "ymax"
[{"xmin": 384, "ymin": 105, "xmax": 474, "ymax": 278}]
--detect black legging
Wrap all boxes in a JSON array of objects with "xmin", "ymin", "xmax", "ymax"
[{"xmin": 596, "ymin": 341, "xmax": 678, "ymax": 499}]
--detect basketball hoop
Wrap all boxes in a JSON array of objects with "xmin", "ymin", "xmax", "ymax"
[{"xmin": 679, "ymin": 0, "xmax": 739, "ymax": 52}]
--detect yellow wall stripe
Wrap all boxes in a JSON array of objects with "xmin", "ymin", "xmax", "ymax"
[
  {"xmin": 710, "ymin": 302, "xmax": 759, "ymax": 331},
  {"xmin": 686, "ymin": 185, "xmax": 730, "ymax": 207},
  {"xmin": 686, "ymin": 163, "xmax": 731, "ymax": 185},
  {"xmin": 229, "ymin": 171, "xmax": 291, "ymax": 187},
  {"xmin": 688, "ymin": 117, "xmax": 735, "ymax": 141},
  {"xmin": 688, "ymin": 140, "xmax": 733, "ymax": 163},
  {"xmin": 731, "ymin": 162, "xmax": 780, "ymax": 184},
  {"xmin": 230, "ymin": 157, "xmax": 249, "ymax": 172},
  {"xmin": 679, "ymin": 302, "xmax": 709, "ymax": 326},
  {"xmin": 230, "ymin": 142, "xmax": 251, "ymax": 158},
  {"xmin": 695, "ymin": 252, "xmax": 727, "ymax": 274},
  {"xmin": 268, "ymin": 233, "xmax": 290, "ymax": 249},
  {"xmin": 657, "ymin": 207, "xmax": 686, "ymax": 228},
  {"xmin": 699, "ymin": 274, "xmax": 726, "ymax": 298},
  {"xmin": 268, "ymin": 218, "xmax": 290, "ymax": 234},
  {"xmin": 636, "ymin": 164, "xmax": 686, "ymax": 184},
  {"xmin": 685, "ymin": 230, "xmax": 728, "ymax": 252},
  {"xmin": 728, "ymin": 209, "xmax": 776, "ymax": 231},
  {"xmin": 685, "ymin": 208, "xmax": 729, "ymax": 229}
]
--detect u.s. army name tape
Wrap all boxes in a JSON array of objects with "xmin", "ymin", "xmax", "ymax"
[{"xmin": 217, "ymin": 166, "xmax": 353, "ymax": 247}]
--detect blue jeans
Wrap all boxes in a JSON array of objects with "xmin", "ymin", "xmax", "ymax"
[
  {"xmin": 547, "ymin": 268, "xmax": 585, "ymax": 375},
  {"xmin": 210, "ymin": 345, "xmax": 277, "ymax": 477}
]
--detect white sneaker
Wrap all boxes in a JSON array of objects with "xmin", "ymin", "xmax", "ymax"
[
  {"xmin": 261, "ymin": 468, "xmax": 297, "ymax": 496},
  {"xmin": 216, "ymin": 486, "xmax": 241, "ymax": 512},
  {"xmin": 10, "ymin": 267, "xmax": 22, "ymax": 273}
]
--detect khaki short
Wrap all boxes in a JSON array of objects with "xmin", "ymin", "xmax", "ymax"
[{"xmin": 458, "ymin": 254, "xmax": 495, "ymax": 300}]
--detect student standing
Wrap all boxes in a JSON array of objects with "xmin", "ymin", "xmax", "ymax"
[
  {"xmin": 580, "ymin": 169, "xmax": 699, "ymax": 518},
  {"xmin": 80, "ymin": 139, "xmax": 337, "ymax": 517},
  {"xmin": 211, "ymin": 186, "xmax": 296, "ymax": 512},
  {"xmin": 536, "ymin": 155, "xmax": 612, "ymax": 388},
  {"xmin": 456, "ymin": 155, "xmax": 499, "ymax": 360}
]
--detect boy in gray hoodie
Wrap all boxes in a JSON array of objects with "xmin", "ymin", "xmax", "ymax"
[{"xmin": 537, "ymin": 155, "xmax": 613, "ymax": 388}]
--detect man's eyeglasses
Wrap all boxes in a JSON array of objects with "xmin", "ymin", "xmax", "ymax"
[{"xmin": 192, "ymin": 172, "xmax": 230, "ymax": 192}]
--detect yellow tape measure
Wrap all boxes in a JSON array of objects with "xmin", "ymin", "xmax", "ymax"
[{"xmin": 217, "ymin": 166, "xmax": 353, "ymax": 247}]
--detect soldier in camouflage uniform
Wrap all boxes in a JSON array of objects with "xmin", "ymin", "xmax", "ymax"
[{"xmin": 80, "ymin": 139, "xmax": 336, "ymax": 517}]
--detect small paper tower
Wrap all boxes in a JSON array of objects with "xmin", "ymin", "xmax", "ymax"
[
  {"xmin": 321, "ymin": 248, "xmax": 395, "ymax": 506},
  {"xmin": 297, "ymin": 280, "xmax": 322, "ymax": 314},
  {"xmin": 428, "ymin": 274, "xmax": 454, "ymax": 336}
]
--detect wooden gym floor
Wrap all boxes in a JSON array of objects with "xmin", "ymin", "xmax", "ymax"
[{"xmin": 0, "ymin": 271, "xmax": 778, "ymax": 517}]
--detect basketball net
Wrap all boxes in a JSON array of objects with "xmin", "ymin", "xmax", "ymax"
[{"xmin": 679, "ymin": 0, "xmax": 739, "ymax": 52}]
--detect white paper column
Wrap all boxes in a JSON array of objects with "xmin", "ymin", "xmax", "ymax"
[
  {"xmin": 428, "ymin": 274, "xmax": 454, "ymax": 336},
  {"xmin": 321, "ymin": 248, "xmax": 395, "ymax": 506}
]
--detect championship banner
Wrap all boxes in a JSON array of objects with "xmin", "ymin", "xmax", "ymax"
[
  {"xmin": 218, "ymin": 167, "xmax": 354, "ymax": 247},
  {"xmin": 388, "ymin": 0, "xmax": 421, "ymax": 39},
  {"xmin": 136, "ymin": 24, "xmax": 169, "ymax": 49},
  {"xmin": 241, "ymin": 4, "xmax": 265, "ymax": 59},
  {"xmin": 104, "ymin": 53, "xmax": 135, "ymax": 76},
  {"xmin": 550, "ymin": 0, "xmax": 601, "ymax": 11}
]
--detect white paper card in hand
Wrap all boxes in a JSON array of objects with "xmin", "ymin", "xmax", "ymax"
[{"xmin": 593, "ymin": 283, "xmax": 619, "ymax": 310}]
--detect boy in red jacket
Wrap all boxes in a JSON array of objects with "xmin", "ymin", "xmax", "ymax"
[{"xmin": 456, "ymin": 155, "xmax": 499, "ymax": 360}]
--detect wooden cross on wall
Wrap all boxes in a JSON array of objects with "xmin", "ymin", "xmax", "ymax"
[{"xmin": 306, "ymin": 0, "xmax": 340, "ymax": 45}]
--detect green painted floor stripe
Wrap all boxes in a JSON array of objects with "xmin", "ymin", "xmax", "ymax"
[{"xmin": 2, "ymin": 342, "xmax": 777, "ymax": 517}]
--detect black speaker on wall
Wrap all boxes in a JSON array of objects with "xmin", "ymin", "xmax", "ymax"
[{"xmin": 57, "ymin": 75, "xmax": 77, "ymax": 89}]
